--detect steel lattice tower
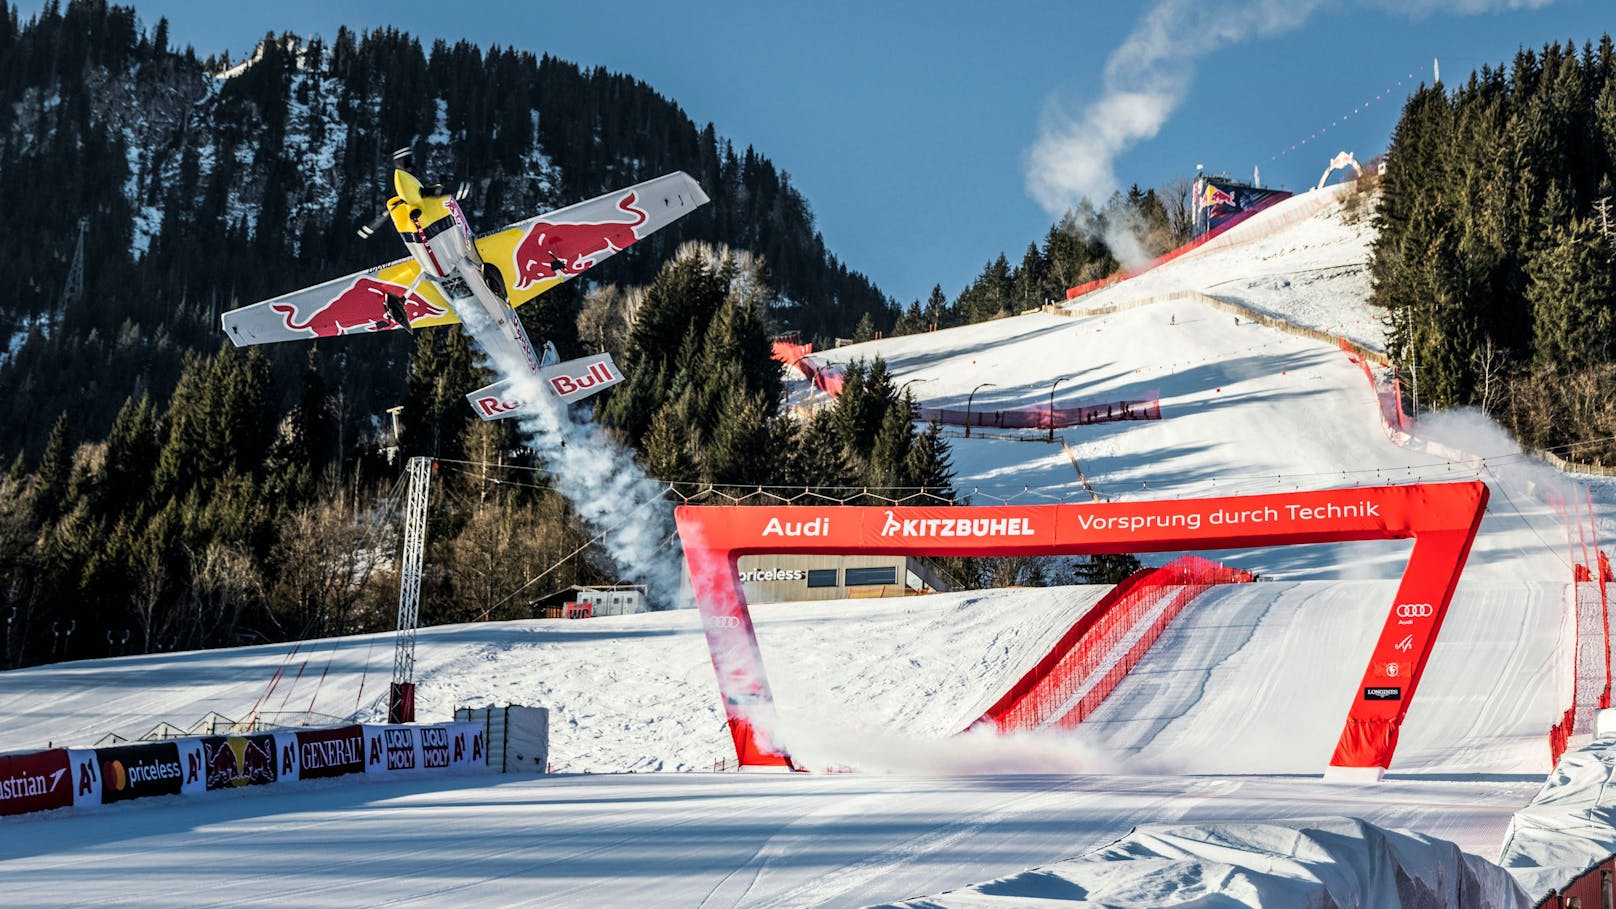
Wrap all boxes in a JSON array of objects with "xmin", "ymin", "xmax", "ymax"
[
  {"xmin": 56, "ymin": 218, "xmax": 87, "ymax": 325},
  {"xmin": 390, "ymin": 456, "xmax": 432, "ymax": 721}
]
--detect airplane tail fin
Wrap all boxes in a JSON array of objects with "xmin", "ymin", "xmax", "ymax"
[{"xmin": 463, "ymin": 353, "xmax": 625, "ymax": 420}]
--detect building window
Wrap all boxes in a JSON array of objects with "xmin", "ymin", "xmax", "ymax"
[
  {"xmin": 806, "ymin": 569, "xmax": 839, "ymax": 588},
  {"xmin": 844, "ymin": 566, "xmax": 897, "ymax": 587}
]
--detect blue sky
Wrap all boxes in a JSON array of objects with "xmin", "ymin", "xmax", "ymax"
[{"xmin": 34, "ymin": 0, "xmax": 1615, "ymax": 304}]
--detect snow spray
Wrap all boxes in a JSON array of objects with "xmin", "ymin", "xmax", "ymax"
[{"xmin": 771, "ymin": 714, "xmax": 1122, "ymax": 775}]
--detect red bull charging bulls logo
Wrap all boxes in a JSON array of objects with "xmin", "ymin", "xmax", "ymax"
[
  {"xmin": 513, "ymin": 193, "xmax": 648, "ymax": 289},
  {"xmin": 271, "ymin": 276, "xmax": 445, "ymax": 337},
  {"xmin": 1200, "ymin": 182, "xmax": 1236, "ymax": 209}
]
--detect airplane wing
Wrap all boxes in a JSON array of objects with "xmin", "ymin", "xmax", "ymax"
[
  {"xmin": 221, "ymin": 171, "xmax": 710, "ymax": 348},
  {"xmin": 221, "ymin": 258, "xmax": 462, "ymax": 347},
  {"xmin": 476, "ymin": 171, "xmax": 710, "ymax": 308}
]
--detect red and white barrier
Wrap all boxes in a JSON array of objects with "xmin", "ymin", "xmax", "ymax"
[{"xmin": 977, "ymin": 556, "xmax": 1252, "ymax": 733}]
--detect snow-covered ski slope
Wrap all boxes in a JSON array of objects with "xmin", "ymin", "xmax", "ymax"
[
  {"xmin": 1073, "ymin": 181, "xmax": 1384, "ymax": 350},
  {"xmin": 1080, "ymin": 580, "xmax": 1565, "ymax": 775},
  {"xmin": 0, "ymin": 183, "xmax": 1592, "ymax": 906},
  {"xmin": 792, "ymin": 185, "xmax": 1576, "ymax": 776},
  {"xmin": 0, "ymin": 589, "xmax": 1106, "ymax": 770}
]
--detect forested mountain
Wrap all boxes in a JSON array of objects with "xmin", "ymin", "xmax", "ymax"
[
  {"xmin": 0, "ymin": 0, "xmax": 896, "ymax": 464},
  {"xmin": 1371, "ymin": 36, "xmax": 1616, "ymax": 459}
]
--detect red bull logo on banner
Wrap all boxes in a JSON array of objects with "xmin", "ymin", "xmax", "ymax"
[
  {"xmin": 1201, "ymin": 183, "xmax": 1236, "ymax": 209},
  {"xmin": 202, "ymin": 735, "xmax": 277, "ymax": 789},
  {"xmin": 271, "ymin": 276, "xmax": 445, "ymax": 337},
  {"xmin": 513, "ymin": 193, "xmax": 648, "ymax": 288}
]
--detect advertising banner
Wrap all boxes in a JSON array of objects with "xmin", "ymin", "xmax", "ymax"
[
  {"xmin": 418, "ymin": 725, "xmax": 453, "ymax": 770},
  {"xmin": 363, "ymin": 725, "xmax": 422, "ymax": 774},
  {"xmin": 201, "ymin": 734, "xmax": 278, "ymax": 790},
  {"xmin": 176, "ymin": 737, "xmax": 206, "ymax": 796},
  {"xmin": 1194, "ymin": 176, "xmax": 1291, "ymax": 236},
  {"xmin": 95, "ymin": 742, "xmax": 184, "ymax": 804},
  {"xmin": 67, "ymin": 747, "xmax": 100, "ymax": 807},
  {"xmin": 296, "ymin": 725, "xmax": 365, "ymax": 780},
  {"xmin": 273, "ymin": 732, "xmax": 300, "ymax": 781},
  {"xmin": 0, "ymin": 749, "xmax": 72, "ymax": 816},
  {"xmin": 446, "ymin": 723, "xmax": 487, "ymax": 770}
]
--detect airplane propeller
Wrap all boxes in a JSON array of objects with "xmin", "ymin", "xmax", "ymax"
[
  {"xmin": 355, "ymin": 146, "xmax": 467, "ymax": 236},
  {"xmin": 356, "ymin": 209, "xmax": 390, "ymax": 239}
]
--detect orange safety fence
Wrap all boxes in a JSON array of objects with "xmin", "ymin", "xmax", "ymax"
[{"xmin": 975, "ymin": 555, "xmax": 1253, "ymax": 733}]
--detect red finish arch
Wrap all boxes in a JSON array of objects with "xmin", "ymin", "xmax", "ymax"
[{"xmin": 675, "ymin": 481, "xmax": 1489, "ymax": 779}]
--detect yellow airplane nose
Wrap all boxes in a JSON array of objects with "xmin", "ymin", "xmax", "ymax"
[{"xmin": 393, "ymin": 168, "xmax": 425, "ymax": 206}]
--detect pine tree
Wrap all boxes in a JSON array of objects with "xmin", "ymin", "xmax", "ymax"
[
  {"xmin": 96, "ymin": 392, "xmax": 160, "ymax": 518},
  {"xmin": 904, "ymin": 421, "xmax": 955, "ymax": 502},
  {"xmin": 1527, "ymin": 218, "xmax": 1616, "ymax": 373},
  {"xmin": 852, "ymin": 312, "xmax": 876, "ymax": 343},
  {"xmin": 404, "ymin": 328, "xmax": 483, "ymax": 457},
  {"xmin": 29, "ymin": 412, "xmax": 72, "ymax": 527},
  {"xmin": 705, "ymin": 389, "xmax": 773, "ymax": 486},
  {"xmin": 641, "ymin": 403, "xmax": 699, "ymax": 482},
  {"xmin": 868, "ymin": 391, "xmax": 916, "ymax": 490}
]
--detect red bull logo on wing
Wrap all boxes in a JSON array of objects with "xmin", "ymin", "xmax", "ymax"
[
  {"xmin": 271, "ymin": 276, "xmax": 446, "ymax": 337},
  {"xmin": 513, "ymin": 193, "xmax": 648, "ymax": 289}
]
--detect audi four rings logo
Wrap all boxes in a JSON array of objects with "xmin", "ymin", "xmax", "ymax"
[
  {"xmin": 705, "ymin": 616, "xmax": 743, "ymax": 629},
  {"xmin": 1395, "ymin": 603, "xmax": 1434, "ymax": 618}
]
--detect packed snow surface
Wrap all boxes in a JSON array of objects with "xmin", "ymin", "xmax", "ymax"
[
  {"xmin": 888, "ymin": 817, "xmax": 1531, "ymax": 909},
  {"xmin": 0, "ymin": 182, "xmax": 1601, "ymax": 905},
  {"xmin": 0, "ymin": 771, "xmax": 1543, "ymax": 908}
]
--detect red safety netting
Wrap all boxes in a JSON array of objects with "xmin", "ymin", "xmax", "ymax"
[
  {"xmin": 976, "ymin": 555, "xmax": 1253, "ymax": 733},
  {"xmin": 771, "ymin": 340, "xmax": 845, "ymax": 397},
  {"xmin": 1339, "ymin": 339, "xmax": 1407, "ymax": 435},
  {"xmin": 1064, "ymin": 194, "xmax": 1291, "ymax": 301},
  {"xmin": 1549, "ymin": 487, "xmax": 1611, "ymax": 766},
  {"xmin": 918, "ymin": 396, "xmax": 1161, "ymax": 431}
]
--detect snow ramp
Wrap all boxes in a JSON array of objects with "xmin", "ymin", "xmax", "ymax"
[{"xmin": 975, "ymin": 556, "xmax": 1252, "ymax": 733}]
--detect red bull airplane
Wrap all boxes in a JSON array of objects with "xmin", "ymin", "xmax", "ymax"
[{"xmin": 221, "ymin": 148, "xmax": 709, "ymax": 419}]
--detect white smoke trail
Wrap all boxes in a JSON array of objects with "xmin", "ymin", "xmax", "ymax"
[
  {"xmin": 452, "ymin": 303, "xmax": 685, "ymax": 608},
  {"xmin": 1026, "ymin": 0, "xmax": 1558, "ymax": 218}
]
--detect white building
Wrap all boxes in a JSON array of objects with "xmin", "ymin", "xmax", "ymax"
[{"xmin": 570, "ymin": 585, "xmax": 648, "ymax": 617}]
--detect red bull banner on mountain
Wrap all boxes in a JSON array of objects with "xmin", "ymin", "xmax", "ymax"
[
  {"xmin": 675, "ymin": 482, "xmax": 1489, "ymax": 778},
  {"xmin": 1193, "ymin": 176, "xmax": 1291, "ymax": 237}
]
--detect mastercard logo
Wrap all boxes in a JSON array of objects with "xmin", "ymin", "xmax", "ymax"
[{"xmin": 102, "ymin": 760, "xmax": 128, "ymax": 791}]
